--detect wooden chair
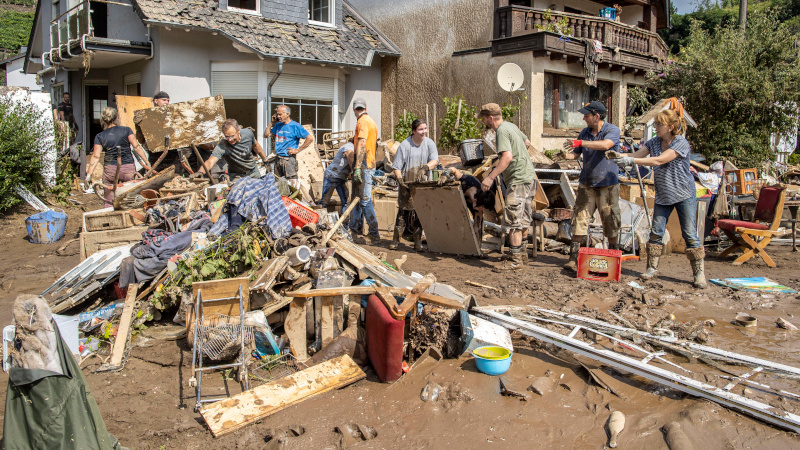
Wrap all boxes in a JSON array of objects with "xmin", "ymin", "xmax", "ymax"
[{"xmin": 715, "ymin": 186, "xmax": 786, "ymax": 267}]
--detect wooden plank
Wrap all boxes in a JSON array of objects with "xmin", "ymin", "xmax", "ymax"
[
  {"xmin": 115, "ymin": 95, "xmax": 153, "ymax": 130},
  {"xmin": 395, "ymin": 273, "xmax": 436, "ymax": 318},
  {"xmin": 191, "ymin": 277, "xmax": 250, "ymax": 315},
  {"xmin": 112, "ymin": 166, "xmax": 176, "ymax": 210},
  {"xmin": 411, "ymin": 184, "xmax": 482, "ymax": 256},
  {"xmin": 287, "ymin": 286, "xmax": 465, "ymax": 319},
  {"xmin": 134, "ymin": 95, "xmax": 226, "ymax": 153},
  {"xmin": 249, "ymin": 256, "xmax": 289, "ymax": 292},
  {"xmin": 285, "ymin": 299, "xmax": 309, "ymax": 360},
  {"xmin": 321, "ymin": 296, "xmax": 334, "ymax": 346},
  {"xmin": 200, "ymin": 355, "xmax": 365, "ymax": 437},
  {"xmin": 81, "ymin": 226, "xmax": 149, "ymax": 260},
  {"xmin": 107, "ymin": 283, "xmax": 138, "ymax": 368}
]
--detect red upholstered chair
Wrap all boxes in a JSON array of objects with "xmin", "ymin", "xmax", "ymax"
[{"xmin": 715, "ymin": 186, "xmax": 786, "ymax": 267}]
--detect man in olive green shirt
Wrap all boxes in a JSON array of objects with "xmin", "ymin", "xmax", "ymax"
[{"xmin": 477, "ymin": 103, "xmax": 537, "ymax": 271}]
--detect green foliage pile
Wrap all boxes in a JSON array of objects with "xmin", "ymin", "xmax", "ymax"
[
  {"xmin": 393, "ymin": 110, "xmax": 419, "ymax": 142},
  {"xmin": 0, "ymin": 95, "xmax": 53, "ymax": 211},
  {"xmin": 0, "ymin": 10, "xmax": 34, "ymax": 52},
  {"xmin": 650, "ymin": 11, "xmax": 800, "ymax": 169}
]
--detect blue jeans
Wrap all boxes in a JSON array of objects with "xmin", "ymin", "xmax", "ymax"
[
  {"xmin": 349, "ymin": 168, "xmax": 379, "ymax": 237},
  {"xmin": 650, "ymin": 196, "xmax": 701, "ymax": 249},
  {"xmin": 320, "ymin": 176, "xmax": 348, "ymax": 214}
]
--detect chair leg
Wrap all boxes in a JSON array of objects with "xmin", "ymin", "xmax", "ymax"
[
  {"xmin": 733, "ymin": 234, "xmax": 776, "ymax": 268},
  {"xmin": 718, "ymin": 229, "xmax": 743, "ymax": 258}
]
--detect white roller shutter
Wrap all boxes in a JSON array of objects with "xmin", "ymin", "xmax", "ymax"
[
  {"xmin": 123, "ymin": 72, "xmax": 141, "ymax": 85},
  {"xmin": 270, "ymin": 73, "xmax": 334, "ymax": 100},
  {"xmin": 211, "ymin": 71, "xmax": 258, "ymax": 99}
]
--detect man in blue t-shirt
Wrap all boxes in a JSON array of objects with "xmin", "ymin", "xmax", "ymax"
[
  {"xmin": 264, "ymin": 105, "xmax": 315, "ymax": 179},
  {"xmin": 560, "ymin": 101, "xmax": 622, "ymax": 272}
]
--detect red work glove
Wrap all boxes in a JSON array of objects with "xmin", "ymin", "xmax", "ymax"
[{"xmin": 570, "ymin": 140, "xmax": 583, "ymax": 148}]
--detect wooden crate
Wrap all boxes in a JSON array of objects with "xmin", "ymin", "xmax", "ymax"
[
  {"xmin": 85, "ymin": 210, "xmax": 134, "ymax": 232},
  {"xmin": 725, "ymin": 169, "xmax": 757, "ymax": 195},
  {"xmin": 80, "ymin": 226, "xmax": 147, "ymax": 260}
]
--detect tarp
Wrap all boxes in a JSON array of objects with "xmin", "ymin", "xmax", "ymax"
[{"xmin": 3, "ymin": 323, "xmax": 126, "ymax": 450}]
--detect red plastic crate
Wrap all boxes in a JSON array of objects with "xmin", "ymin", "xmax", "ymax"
[
  {"xmin": 282, "ymin": 196, "xmax": 319, "ymax": 228},
  {"xmin": 577, "ymin": 248, "xmax": 622, "ymax": 282}
]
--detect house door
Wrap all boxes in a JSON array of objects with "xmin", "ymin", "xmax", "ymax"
[
  {"xmin": 90, "ymin": 1, "xmax": 107, "ymax": 38},
  {"xmin": 84, "ymin": 84, "xmax": 109, "ymax": 153}
]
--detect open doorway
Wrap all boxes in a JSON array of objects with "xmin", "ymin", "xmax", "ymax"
[
  {"xmin": 90, "ymin": 1, "xmax": 107, "ymax": 38},
  {"xmin": 84, "ymin": 83, "xmax": 109, "ymax": 154}
]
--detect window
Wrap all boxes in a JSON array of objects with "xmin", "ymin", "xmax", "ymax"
[
  {"xmin": 308, "ymin": 0, "xmax": 332, "ymax": 25},
  {"xmin": 93, "ymin": 99, "xmax": 108, "ymax": 119},
  {"xmin": 228, "ymin": 0, "xmax": 258, "ymax": 14},
  {"xmin": 271, "ymin": 98, "xmax": 332, "ymax": 145},
  {"xmin": 543, "ymin": 73, "xmax": 611, "ymax": 131},
  {"xmin": 51, "ymin": 0, "xmax": 60, "ymax": 21},
  {"xmin": 123, "ymin": 73, "xmax": 141, "ymax": 96}
]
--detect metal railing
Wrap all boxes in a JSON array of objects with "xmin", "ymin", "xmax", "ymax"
[
  {"xmin": 495, "ymin": 6, "xmax": 669, "ymax": 61},
  {"xmin": 49, "ymin": 0, "xmax": 93, "ymax": 60}
]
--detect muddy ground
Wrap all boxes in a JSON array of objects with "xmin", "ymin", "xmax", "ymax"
[{"xmin": 2, "ymin": 198, "xmax": 800, "ymax": 449}]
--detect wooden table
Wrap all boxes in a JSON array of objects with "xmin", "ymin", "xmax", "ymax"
[{"xmin": 736, "ymin": 198, "xmax": 800, "ymax": 252}]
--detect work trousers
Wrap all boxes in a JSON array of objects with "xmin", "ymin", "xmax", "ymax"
[
  {"xmin": 320, "ymin": 177, "xmax": 349, "ymax": 214},
  {"xmin": 571, "ymin": 183, "xmax": 621, "ymax": 238},
  {"xmin": 349, "ymin": 168, "xmax": 379, "ymax": 237}
]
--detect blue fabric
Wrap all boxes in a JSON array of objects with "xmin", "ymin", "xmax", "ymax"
[
  {"xmin": 349, "ymin": 168, "xmax": 379, "ymax": 237},
  {"xmin": 270, "ymin": 120, "xmax": 310, "ymax": 157},
  {"xmin": 209, "ymin": 173, "xmax": 292, "ymax": 239},
  {"xmin": 574, "ymin": 121, "xmax": 621, "ymax": 187},
  {"xmin": 320, "ymin": 177, "xmax": 349, "ymax": 214},
  {"xmin": 644, "ymin": 135, "xmax": 694, "ymax": 206},
  {"xmin": 649, "ymin": 195, "xmax": 700, "ymax": 249}
]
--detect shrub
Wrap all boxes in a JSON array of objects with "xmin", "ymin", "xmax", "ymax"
[
  {"xmin": 437, "ymin": 96, "xmax": 481, "ymax": 153},
  {"xmin": 393, "ymin": 110, "xmax": 419, "ymax": 142},
  {"xmin": 0, "ymin": 95, "xmax": 53, "ymax": 210}
]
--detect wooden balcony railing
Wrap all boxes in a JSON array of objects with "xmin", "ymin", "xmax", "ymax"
[{"xmin": 495, "ymin": 6, "xmax": 668, "ymax": 61}]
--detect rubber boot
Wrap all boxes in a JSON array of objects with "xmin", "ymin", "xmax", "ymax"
[
  {"xmin": 640, "ymin": 243, "xmax": 663, "ymax": 280},
  {"xmin": 389, "ymin": 226, "xmax": 402, "ymax": 250},
  {"xmin": 494, "ymin": 248, "xmax": 524, "ymax": 272},
  {"xmin": 555, "ymin": 220, "xmax": 573, "ymax": 244},
  {"xmin": 608, "ymin": 235, "xmax": 619, "ymax": 251},
  {"xmin": 413, "ymin": 227, "xmax": 424, "ymax": 252},
  {"xmin": 562, "ymin": 239, "xmax": 583, "ymax": 272},
  {"xmin": 685, "ymin": 247, "xmax": 707, "ymax": 289}
]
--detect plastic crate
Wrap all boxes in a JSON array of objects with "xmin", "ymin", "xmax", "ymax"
[
  {"xmin": 282, "ymin": 196, "xmax": 319, "ymax": 228},
  {"xmin": 725, "ymin": 169, "xmax": 757, "ymax": 196},
  {"xmin": 577, "ymin": 248, "xmax": 622, "ymax": 282}
]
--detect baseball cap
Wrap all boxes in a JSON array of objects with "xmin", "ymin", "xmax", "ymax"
[
  {"xmin": 475, "ymin": 103, "xmax": 502, "ymax": 118},
  {"xmin": 153, "ymin": 91, "xmax": 170, "ymax": 100},
  {"xmin": 578, "ymin": 101, "xmax": 606, "ymax": 115},
  {"xmin": 353, "ymin": 98, "xmax": 367, "ymax": 110}
]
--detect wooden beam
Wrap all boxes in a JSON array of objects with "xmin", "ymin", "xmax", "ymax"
[
  {"xmin": 200, "ymin": 355, "xmax": 365, "ymax": 437},
  {"xmin": 395, "ymin": 274, "xmax": 436, "ymax": 318},
  {"xmin": 98, "ymin": 283, "xmax": 138, "ymax": 371},
  {"xmin": 285, "ymin": 299, "xmax": 309, "ymax": 360}
]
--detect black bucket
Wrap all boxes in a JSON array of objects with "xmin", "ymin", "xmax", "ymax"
[{"xmin": 458, "ymin": 139, "xmax": 484, "ymax": 165}]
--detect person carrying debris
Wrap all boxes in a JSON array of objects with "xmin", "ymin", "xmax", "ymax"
[
  {"xmin": 611, "ymin": 109, "xmax": 707, "ymax": 288},
  {"xmin": 560, "ymin": 101, "xmax": 622, "ymax": 272},
  {"xmin": 204, "ymin": 118, "xmax": 269, "ymax": 181},
  {"xmin": 85, "ymin": 107, "xmax": 152, "ymax": 207},
  {"xmin": 264, "ymin": 104, "xmax": 315, "ymax": 179},
  {"xmin": 477, "ymin": 103, "xmax": 537, "ymax": 271},
  {"xmin": 349, "ymin": 98, "xmax": 382, "ymax": 245},
  {"xmin": 442, "ymin": 167, "xmax": 497, "ymax": 242},
  {"xmin": 319, "ymin": 137, "xmax": 355, "ymax": 213},
  {"xmin": 390, "ymin": 119, "xmax": 439, "ymax": 251}
]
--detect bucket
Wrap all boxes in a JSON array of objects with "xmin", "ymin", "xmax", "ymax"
[
  {"xmin": 25, "ymin": 209, "xmax": 67, "ymax": 244},
  {"xmin": 458, "ymin": 139, "xmax": 485, "ymax": 165},
  {"xmin": 472, "ymin": 346, "xmax": 512, "ymax": 375}
]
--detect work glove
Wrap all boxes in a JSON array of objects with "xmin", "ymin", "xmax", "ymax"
[
  {"xmin": 562, "ymin": 139, "xmax": 582, "ymax": 151},
  {"xmin": 353, "ymin": 168, "xmax": 363, "ymax": 185},
  {"xmin": 613, "ymin": 156, "xmax": 634, "ymax": 169}
]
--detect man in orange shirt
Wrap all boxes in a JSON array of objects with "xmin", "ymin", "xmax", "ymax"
[{"xmin": 349, "ymin": 98, "xmax": 381, "ymax": 244}]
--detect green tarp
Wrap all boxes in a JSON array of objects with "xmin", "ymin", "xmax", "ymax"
[{"xmin": 3, "ymin": 324, "xmax": 126, "ymax": 450}]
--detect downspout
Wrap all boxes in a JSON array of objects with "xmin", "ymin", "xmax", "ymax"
[{"xmin": 266, "ymin": 56, "xmax": 284, "ymax": 154}]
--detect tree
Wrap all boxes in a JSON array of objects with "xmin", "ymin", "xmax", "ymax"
[{"xmin": 650, "ymin": 11, "xmax": 800, "ymax": 168}]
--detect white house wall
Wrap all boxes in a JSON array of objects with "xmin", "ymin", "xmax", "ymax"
[
  {"xmin": 343, "ymin": 57, "xmax": 382, "ymax": 134},
  {"xmin": 106, "ymin": 4, "xmax": 150, "ymax": 41},
  {"xmin": 4, "ymin": 58, "xmax": 41, "ymax": 91}
]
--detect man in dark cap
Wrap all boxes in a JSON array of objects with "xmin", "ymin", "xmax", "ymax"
[{"xmin": 560, "ymin": 101, "xmax": 622, "ymax": 272}]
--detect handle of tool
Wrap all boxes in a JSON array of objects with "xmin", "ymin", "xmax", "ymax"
[
  {"xmin": 112, "ymin": 146, "xmax": 122, "ymax": 198},
  {"xmin": 632, "ymin": 163, "xmax": 652, "ymax": 228},
  {"xmin": 191, "ymin": 144, "xmax": 212, "ymax": 179},
  {"xmin": 143, "ymin": 150, "xmax": 168, "ymax": 179},
  {"xmin": 321, "ymin": 197, "xmax": 360, "ymax": 246}
]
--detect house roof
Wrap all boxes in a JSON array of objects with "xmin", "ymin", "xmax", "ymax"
[
  {"xmin": 637, "ymin": 99, "xmax": 697, "ymax": 128},
  {"xmin": 0, "ymin": 53, "xmax": 25, "ymax": 67},
  {"xmin": 131, "ymin": 0, "xmax": 401, "ymax": 66}
]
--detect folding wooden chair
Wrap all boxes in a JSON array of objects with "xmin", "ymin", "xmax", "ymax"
[{"xmin": 715, "ymin": 186, "xmax": 786, "ymax": 267}]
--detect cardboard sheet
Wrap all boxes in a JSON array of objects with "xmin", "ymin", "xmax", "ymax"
[
  {"xmin": 134, "ymin": 95, "xmax": 226, "ymax": 152},
  {"xmin": 411, "ymin": 184, "xmax": 481, "ymax": 256}
]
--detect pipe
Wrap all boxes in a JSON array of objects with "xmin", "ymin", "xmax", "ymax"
[{"xmin": 265, "ymin": 56, "xmax": 284, "ymax": 154}]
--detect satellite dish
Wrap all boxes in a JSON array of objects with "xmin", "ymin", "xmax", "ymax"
[{"xmin": 497, "ymin": 63, "xmax": 524, "ymax": 92}]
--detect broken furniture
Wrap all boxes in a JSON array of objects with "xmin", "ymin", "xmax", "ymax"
[
  {"xmin": 716, "ymin": 186, "xmax": 787, "ymax": 267},
  {"xmin": 42, "ymin": 246, "xmax": 130, "ymax": 313},
  {"xmin": 189, "ymin": 278, "xmax": 251, "ymax": 412},
  {"xmin": 321, "ymin": 130, "xmax": 354, "ymax": 160},
  {"xmin": 410, "ymin": 182, "xmax": 482, "ymax": 256},
  {"xmin": 366, "ymin": 294, "xmax": 405, "ymax": 382},
  {"xmin": 734, "ymin": 197, "xmax": 800, "ymax": 252}
]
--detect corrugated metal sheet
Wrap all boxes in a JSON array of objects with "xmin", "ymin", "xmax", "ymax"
[
  {"xmin": 270, "ymin": 73, "xmax": 334, "ymax": 100},
  {"xmin": 211, "ymin": 71, "xmax": 259, "ymax": 99}
]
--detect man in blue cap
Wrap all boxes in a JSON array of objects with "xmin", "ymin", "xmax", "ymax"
[{"xmin": 559, "ymin": 101, "xmax": 622, "ymax": 272}]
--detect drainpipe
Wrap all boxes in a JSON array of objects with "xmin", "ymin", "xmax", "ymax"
[{"xmin": 266, "ymin": 56, "xmax": 284, "ymax": 154}]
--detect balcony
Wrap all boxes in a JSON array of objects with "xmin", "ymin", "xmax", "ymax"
[
  {"xmin": 47, "ymin": 0, "xmax": 152, "ymax": 71},
  {"xmin": 493, "ymin": 6, "xmax": 668, "ymax": 73}
]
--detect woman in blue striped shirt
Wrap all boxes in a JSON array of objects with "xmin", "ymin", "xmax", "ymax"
[{"xmin": 613, "ymin": 110, "xmax": 706, "ymax": 289}]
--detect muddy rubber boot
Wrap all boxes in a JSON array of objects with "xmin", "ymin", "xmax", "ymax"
[
  {"xmin": 685, "ymin": 247, "xmax": 707, "ymax": 289},
  {"xmin": 640, "ymin": 243, "xmax": 663, "ymax": 280},
  {"xmin": 562, "ymin": 239, "xmax": 583, "ymax": 272},
  {"xmin": 608, "ymin": 235, "xmax": 619, "ymax": 251},
  {"xmin": 555, "ymin": 220, "xmax": 573, "ymax": 244},
  {"xmin": 413, "ymin": 228, "xmax": 424, "ymax": 252},
  {"xmin": 521, "ymin": 247, "xmax": 529, "ymax": 265},
  {"xmin": 389, "ymin": 226, "xmax": 402, "ymax": 250},
  {"xmin": 493, "ymin": 250, "xmax": 524, "ymax": 272}
]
